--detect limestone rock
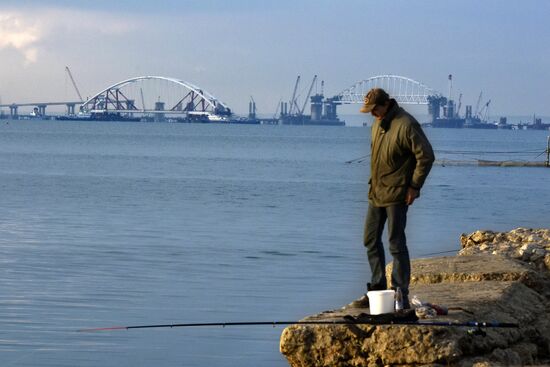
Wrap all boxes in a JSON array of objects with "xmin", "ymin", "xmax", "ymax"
[
  {"xmin": 392, "ymin": 254, "xmax": 550, "ymax": 296},
  {"xmin": 280, "ymin": 229, "xmax": 550, "ymax": 367},
  {"xmin": 281, "ymin": 280, "xmax": 548, "ymax": 366},
  {"xmin": 458, "ymin": 228, "xmax": 550, "ymax": 272}
]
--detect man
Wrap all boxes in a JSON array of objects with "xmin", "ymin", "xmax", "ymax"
[{"xmin": 352, "ymin": 88, "xmax": 434, "ymax": 309}]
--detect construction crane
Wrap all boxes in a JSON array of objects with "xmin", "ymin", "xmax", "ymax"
[
  {"xmin": 273, "ymin": 98, "xmax": 282, "ymax": 119},
  {"xmin": 474, "ymin": 91, "xmax": 483, "ymax": 118},
  {"xmin": 288, "ymin": 75, "xmax": 300, "ymax": 115},
  {"xmin": 479, "ymin": 99, "xmax": 491, "ymax": 122},
  {"xmin": 299, "ymin": 75, "xmax": 317, "ymax": 116},
  {"xmin": 293, "ymin": 99, "xmax": 300, "ymax": 114},
  {"xmin": 65, "ymin": 66, "xmax": 83, "ymax": 102},
  {"xmin": 249, "ymin": 96, "xmax": 257, "ymax": 119},
  {"xmin": 448, "ymin": 74, "xmax": 453, "ymax": 101}
]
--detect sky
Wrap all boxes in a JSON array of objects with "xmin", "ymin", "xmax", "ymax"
[{"xmin": 0, "ymin": 0, "xmax": 549, "ymax": 121}]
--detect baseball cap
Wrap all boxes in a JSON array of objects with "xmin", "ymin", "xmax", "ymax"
[{"xmin": 359, "ymin": 88, "xmax": 390, "ymax": 113}]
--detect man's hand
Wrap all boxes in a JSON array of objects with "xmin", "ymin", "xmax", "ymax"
[{"xmin": 405, "ymin": 187, "xmax": 419, "ymax": 205}]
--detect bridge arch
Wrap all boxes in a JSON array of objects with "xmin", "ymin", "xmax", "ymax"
[
  {"xmin": 337, "ymin": 75, "xmax": 441, "ymax": 105},
  {"xmin": 80, "ymin": 76, "xmax": 231, "ymax": 115}
]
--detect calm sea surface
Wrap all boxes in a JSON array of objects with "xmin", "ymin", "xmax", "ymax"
[{"xmin": 0, "ymin": 120, "xmax": 549, "ymax": 366}]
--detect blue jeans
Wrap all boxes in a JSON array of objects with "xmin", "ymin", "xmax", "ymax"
[{"xmin": 364, "ymin": 203, "xmax": 410, "ymax": 301}]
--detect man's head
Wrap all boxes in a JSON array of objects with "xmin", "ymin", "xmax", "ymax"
[{"xmin": 360, "ymin": 88, "xmax": 391, "ymax": 119}]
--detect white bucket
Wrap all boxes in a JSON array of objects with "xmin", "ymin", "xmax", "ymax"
[{"xmin": 367, "ymin": 290, "xmax": 395, "ymax": 315}]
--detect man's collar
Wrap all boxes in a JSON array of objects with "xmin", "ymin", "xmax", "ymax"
[{"xmin": 379, "ymin": 99, "xmax": 398, "ymax": 132}]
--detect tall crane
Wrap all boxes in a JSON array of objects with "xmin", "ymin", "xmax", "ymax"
[
  {"xmin": 479, "ymin": 99, "xmax": 491, "ymax": 122},
  {"xmin": 299, "ymin": 75, "xmax": 317, "ymax": 116},
  {"xmin": 288, "ymin": 75, "xmax": 301, "ymax": 115},
  {"xmin": 474, "ymin": 91, "xmax": 483, "ymax": 118},
  {"xmin": 456, "ymin": 93, "xmax": 462, "ymax": 117},
  {"xmin": 65, "ymin": 66, "xmax": 83, "ymax": 102},
  {"xmin": 447, "ymin": 74, "xmax": 453, "ymax": 101},
  {"xmin": 249, "ymin": 95, "xmax": 257, "ymax": 119},
  {"xmin": 273, "ymin": 97, "xmax": 282, "ymax": 119}
]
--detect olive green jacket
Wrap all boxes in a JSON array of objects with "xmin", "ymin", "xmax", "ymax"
[{"xmin": 369, "ymin": 100, "xmax": 435, "ymax": 207}]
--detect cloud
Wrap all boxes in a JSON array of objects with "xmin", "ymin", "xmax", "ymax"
[
  {"xmin": 0, "ymin": 8, "xmax": 137, "ymax": 64},
  {"xmin": 0, "ymin": 13, "xmax": 40, "ymax": 64}
]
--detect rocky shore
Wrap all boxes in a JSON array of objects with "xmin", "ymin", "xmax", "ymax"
[{"xmin": 279, "ymin": 228, "xmax": 550, "ymax": 366}]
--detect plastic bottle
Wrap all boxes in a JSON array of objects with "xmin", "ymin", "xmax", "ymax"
[{"xmin": 411, "ymin": 295, "xmax": 424, "ymax": 308}]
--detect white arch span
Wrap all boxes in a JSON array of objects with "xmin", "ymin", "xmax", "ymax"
[
  {"xmin": 337, "ymin": 75, "xmax": 440, "ymax": 105},
  {"xmin": 81, "ymin": 75, "xmax": 230, "ymax": 112}
]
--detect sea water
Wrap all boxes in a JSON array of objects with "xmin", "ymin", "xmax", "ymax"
[{"xmin": 0, "ymin": 120, "xmax": 549, "ymax": 366}]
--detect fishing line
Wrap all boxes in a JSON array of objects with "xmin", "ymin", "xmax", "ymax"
[
  {"xmin": 345, "ymin": 149, "xmax": 545, "ymax": 164},
  {"xmin": 418, "ymin": 249, "xmax": 459, "ymax": 256},
  {"xmin": 534, "ymin": 150, "xmax": 548, "ymax": 159},
  {"xmin": 436, "ymin": 149, "xmax": 542, "ymax": 155}
]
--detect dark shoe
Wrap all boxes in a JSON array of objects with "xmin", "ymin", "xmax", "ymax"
[{"xmin": 348, "ymin": 294, "xmax": 369, "ymax": 308}]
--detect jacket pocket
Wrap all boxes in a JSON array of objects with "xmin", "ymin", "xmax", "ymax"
[{"xmin": 380, "ymin": 173, "xmax": 408, "ymax": 187}]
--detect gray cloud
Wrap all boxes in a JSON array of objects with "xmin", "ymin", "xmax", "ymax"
[{"xmin": 0, "ymin": 12, "xmax": 40, "ymax": 64}]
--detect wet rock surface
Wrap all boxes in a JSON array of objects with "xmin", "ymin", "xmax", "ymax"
[{"xmin": 279, "ymin": 228, "xmax": 550, "ymax": 366}]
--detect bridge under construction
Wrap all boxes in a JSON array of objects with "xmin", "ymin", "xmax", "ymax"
[{"xmin": 0, "ymin": 74, "xmax": 451, "ymax": 126}]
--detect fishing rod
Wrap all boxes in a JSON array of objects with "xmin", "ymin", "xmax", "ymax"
[{"xmin": 78, "ymin": 319, "xmax": 518, "ymax": 332}]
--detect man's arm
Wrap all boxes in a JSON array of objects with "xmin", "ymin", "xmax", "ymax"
[{"xmin": 406, "ymin": 122, "xmax": 435, "ymax": 200}]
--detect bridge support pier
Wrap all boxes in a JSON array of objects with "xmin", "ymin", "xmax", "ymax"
[
  {"xmin": 66, "ymin": 103, "xmax": 76, "ymax": 115},
  {"xmin": 37, "ymin": 104, "xmax": 47, "ymax": 116},
  {"xmin": 310, "ymin": 94, "xmax": 323, "ymax": 121},
  {"xmin": 155, "ymin": 101, "xmax": 165, "ymax": 122},
  {"xmin": 125, "ymin": 100, "xmax": 135, "ymax": 118},
  {"xmin": 322, "ymin": 97, "xmax": 340, "ymax": 121},
  {"xmin": 9, "ymin": 104, "xmax": 18, "ymax": 119}
]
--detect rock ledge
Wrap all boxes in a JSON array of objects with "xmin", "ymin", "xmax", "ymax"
[{"xmin": 279, "ymin": 228, "xmax": 550, "ymax": 366}]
